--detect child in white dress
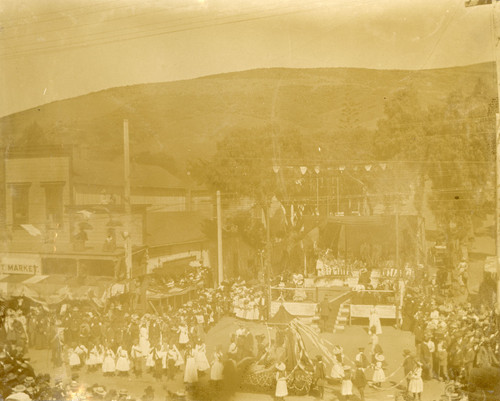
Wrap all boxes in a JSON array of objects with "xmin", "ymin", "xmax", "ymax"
[
  {"xmin": 115, "ymin": 346, "xmax": 131, "ymax": 376},
  {"xmin": 194, "ymin": 341, "xmax": 210, "ymax": 372},
  {"xmin": 183, "ymin": 346, "xmax": 198, "ymax": 384},
  {"xmin": 68, "ymin": 347, "xmax": 81, "ymax": 371},
  {"xmin": 275, "ymin": 363, "xmax": 288, "ymax": 400},
  {"xmin": 372, "ymin": 354, "xmax": 385, "ymax": 387},
  {"xmin": 86, "ymin": 344, "xmax": 99, "ymax": 372},
  {"xmin": 210, "ymin": 346, "xmax": 224, "ymax": 386},
  {"xmin": 341, "ymin": 366, "xmax": 353, "ymax": 400},
  {"xmin": 102, "ymin": 347, "xmax": 116, "ymax": 376}
]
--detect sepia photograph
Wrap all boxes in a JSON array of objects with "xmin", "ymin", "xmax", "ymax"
[{"xmin": 0, "ymin": 0, "xmax": 499, "ymax": 400}]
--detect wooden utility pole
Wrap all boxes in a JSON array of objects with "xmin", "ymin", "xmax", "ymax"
[
  {"xmin": 216, "ymin": 190, "xmax": 223, "ymax": 285},
  {"xmin": 396, "ymin": 203, "xmax": 400, "ymax": 272},
  {"xmin": 336, "ymin": 176, "xmax": 340, "ymax": 215},
  {"xmin": 123, "ymin": 119, "xmax": 132, "ymax": 281},
  {"xmin": 494, "ymin": 2, "xmax": 500, "ymax": 307},
  {"xmin": 265, "ymin": 204, "xmax": 272, "ymax": 318}
]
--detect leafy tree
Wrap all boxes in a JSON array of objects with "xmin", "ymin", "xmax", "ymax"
[{"xmin": 374, "ymin": 81, "xmax": 495, "ymax": 261}]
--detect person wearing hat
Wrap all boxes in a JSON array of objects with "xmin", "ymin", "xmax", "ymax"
[
  {"xmin": 141, "ymin": 386, "xmax": 154, "ymax": 401},
  {"xmin": 275, "ymin": 362, "xmax": 288, "ymax": 400},
  {"xmin": 436, "ymin": 339, "xmax": 448, "ymax": 381},
  {"xmin": 408, "ymin": 362, "xmax": 424, "ymax": 401},
  {"xmin": 371, "ymin": 354, "xmax": 385, "ymax": 388},
  {"xmin": 402, "ymin": 349, "xmax": 416, "ymax": 389},
  {"xmin": 183, "ymin": 345, "xmax": 198, "ymax": 387},
  {"xmin": 210, "ymin": 345, "xmax": 224, "ymax": 391},
  {"xmin": 352, "ymin": 361, "xmax": 367, "ymax": 401},
  {"xmin": 318, "ymin": 296, "xmax": 331, "ymax": 333},
  {"xmin": 118, "ymin": 389, "xmax": 128, "ymax": 401},
  {"xmin": 6, "ymin": 384, "xmax": 31, "ymax": 401},
  {"xmin": 341, "ymin": 365, "xmax": 353, "ymax": 400},
  {"xmin": 93, "ymin": 386, "xmax": 107, "ymax": 399},
  {"xmin": 311, "ymin": 355, "xmax": 326, "ymax": 399},
  {"xmin": 355, "ymin": 348, "xmax": 368, "ymax": 369}
]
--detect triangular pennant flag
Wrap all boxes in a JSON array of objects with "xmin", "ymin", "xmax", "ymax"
[
  {"xmin": 365, "ymin": 164, "xmax": 372, "ymax": 171},
  {"xmin": 300, "ymin": 166, "xmax": 308, "ymax": 175},
  {"xmin": 314, "ymin": 166, "xmax": 320, "ymax": 174},
  {"xmin": 273, "ymin": 165, "xmax": 280, "ymax": 173},
  {"xmin": 380, "ymin": 163, "xmax": 387, "ymax": 170}
]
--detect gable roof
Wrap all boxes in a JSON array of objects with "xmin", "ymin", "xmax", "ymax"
[{"xmin": 72, "ymin": 159, "xmax": 186, "ymax": 189}]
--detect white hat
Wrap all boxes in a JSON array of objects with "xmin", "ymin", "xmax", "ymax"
[
  {"xmin": 13, "ymin": 385, "xmax": 27, "ymax": 393},
  {"xmin": 375, "ymin": 354, "xmax": 385, "ymax": 362}
]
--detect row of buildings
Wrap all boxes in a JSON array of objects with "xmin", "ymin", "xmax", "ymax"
[{"xmin": 0, "ymin": 145, "xmax": 219, "ymax": 298}]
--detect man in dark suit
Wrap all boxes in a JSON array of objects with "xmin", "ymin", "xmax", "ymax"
[{"xmin": 318, "ymin": 297, "xmax": 330, "ymax": 333}]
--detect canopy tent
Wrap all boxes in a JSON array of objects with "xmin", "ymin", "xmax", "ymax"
[{"xmin": 267, "ymin": 304, "xmax": 296, "ymax": 326}]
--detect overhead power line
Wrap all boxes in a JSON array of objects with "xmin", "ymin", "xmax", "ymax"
[{"xmin": 0, "ymin": 0, "xmax": 379, "ymax": 58}]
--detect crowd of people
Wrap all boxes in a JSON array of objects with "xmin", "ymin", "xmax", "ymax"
[
  {"xmin": 0, "ymin": 273, "xmax": 272, "ymax": 401},
  {"xmin": 315, "ymin": 252, "xmax": 367, "ymax": 277},
  {"xmin": 1, "ymin": 254, "xmax": 499, "ymax": 401},
  {"xmin": 402, "ymin": 282, "xmax": 500, "ymax": 384}
]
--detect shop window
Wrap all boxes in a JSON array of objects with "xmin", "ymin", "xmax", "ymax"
[
  {"xmin": 10, "ymin": 184, "xmax": 30, "ymax": 227},
  {"xmin": 42, "ymin": 258, "xmax": 77, "ymax": 275},
  {"xmin": 80, "ymin": 259, "xmax": 115, "ymax": 277},
  {"xmin": 43, "ymin": 183, "xmax": 64, "ymax": 225}
]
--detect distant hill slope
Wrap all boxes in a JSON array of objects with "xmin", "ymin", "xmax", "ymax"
[{"xmin": 0, "ymin": 63, "xmax": 496, "ymax": 166}]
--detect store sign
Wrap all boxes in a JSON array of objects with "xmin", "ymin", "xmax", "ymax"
[
  {"xmin": 1, "ymin": 255, "xmax": 41, "ymax": 275},
  {"xmin": 350, "ymin": 304, "xmax": 397, "ymax": 319}
]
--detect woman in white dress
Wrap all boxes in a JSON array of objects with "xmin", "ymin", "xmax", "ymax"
[
  {"xmin": 68, "ymin": 347, "xmax": 81, "ymax": 370},
  {"xmin": 174, "ymin": 344, "xmax": 184, "ymax": 369},
  {"xmin": 232, "ymin": 295, "xmax": 240, "ymax": 317},
  {"xmin": 86, "ymin": 344, "xmax": 99, "ymax": 372},
  {"xmin": 139, "ymin": 324, "xmax": 150, "ymax": 355},
  {"xmin": 408, "ymin": 362, "xmax": 424, "ymax": 401},
  {"xmin": 372, "ymin": 354, "xmax": 385, "ymax": 387},
  {"xmin": 177, "ymin": 322, "xmax": 190, "ymax": 349},
  {"xmin": 341, "ymin": 365, "xmax": 353, "ymax": 400},
  {"xmin": 210, "ymin": 346, "xmax": 224, "ymax": 388},
  {"xmin": 194, "ymin": 340, "xmax": 210, "ymax": 372},
  {"xmin": 368, "ymin": 307, "xmax": 382, "ymax": 335},
  {"xmin": 236, "ymin": 298, "xmax": 245, "ymax": 319},
  {"xmin": 247, "ymin": 299, "xmax": 255, "ymax": 321},
  {"xmin": 183, "ymin": 346, "xmax": 198, "ymax": 385},
  {"xmin": 75, "ymin": 344, "xmax": 87, "ymax": 367},
  {"xmin": 228, "ymin": 335, "xmax": 238, "ymax": 360},
  {"xmin": 102, "ymin": 347, "xmax": 116, "ymax": 376},
  {"xmin": 146, "ymin": 345, "xmax": 159, "ymax": 372},
  {"xmin": 115, "ymin": 346, "xmax": 131, "ymax": 376},
  {"xmin": 330, "ymin": 359, "xmax": 345, "ymax": 381},
  {"xmin": 275, "ymin": 363, "xmax": 288, "ymax": 400},
  {"xmin": 96, "ymin": 344, "xmax": 105, "ymax": 368}
]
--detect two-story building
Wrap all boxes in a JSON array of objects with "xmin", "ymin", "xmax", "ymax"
[{"xmin": 0, "ymin": 146, "xmax": 213, "ymax": 297}]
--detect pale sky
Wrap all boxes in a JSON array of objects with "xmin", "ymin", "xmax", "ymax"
[{"xmin": 0, "ymin": 0, "xmax": 496, "ymax": 117}]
